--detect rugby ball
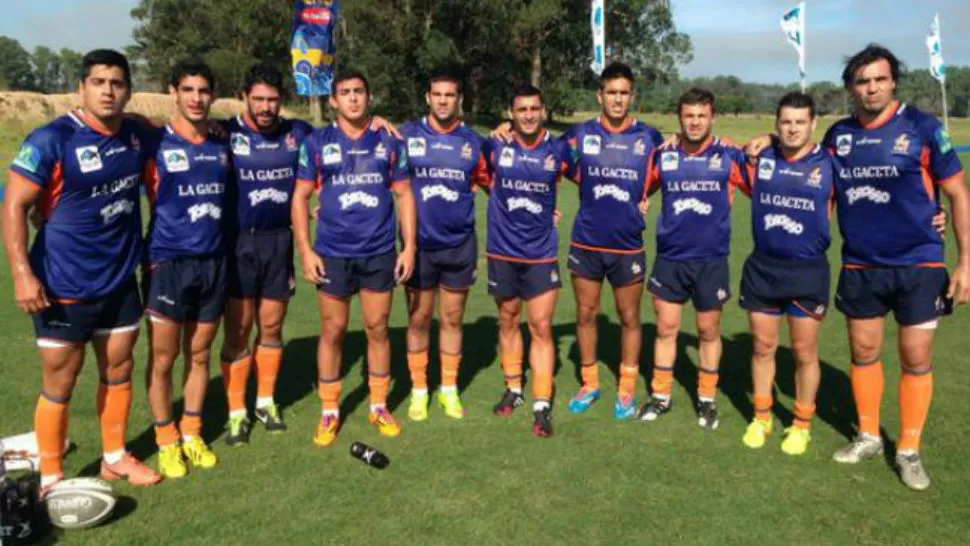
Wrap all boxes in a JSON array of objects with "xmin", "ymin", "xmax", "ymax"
[{"xmin": 44, "ymin": 478, "xmax": 116, "ymax": 530}]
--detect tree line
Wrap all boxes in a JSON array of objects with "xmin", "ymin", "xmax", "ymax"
[{"xmin": 0, "ymin": 37, "xmax": 83, "ymax": 94}]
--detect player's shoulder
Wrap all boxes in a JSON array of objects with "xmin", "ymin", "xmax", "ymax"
[
  {"xmin": 713, "ymin": 137, "xmax": 746, "ymax": 162},
  {"xmin": 224, "ymin": 115, "xmax": 245, "ymax": 133},
  {"xmin": 24, "ymin": 114, "xmax": 81, "ymax": 152},
  {"xmin": 399, "ymin": 118, "xmax": 424, "ymax": 137},
  {"xmin": 898, "ymin": 103, "xmax": 944, "ymax": 137},
  {"xmin": 629, "ymin": 119, "xmax": 662, "ymax": 139}
]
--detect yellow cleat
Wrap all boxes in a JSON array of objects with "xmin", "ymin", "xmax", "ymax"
[
  {"xmin": 437, "ymin": 391, "xmax": 465, "ymax": 419},
  {"xmin": 313, "ymin": 414, "xmax": 340, "ymax": 447},
  {"xmin": 157, "ymin": 444, "xmax": 188, "ymax": 479},
  {"xmin": 369, "ymin": 407, "xmax": 402, "ymax": 437},
  {"xmin": 408, "ymin": 393, "xmax": 429, "ymax": 421},
  {"xmin": 781, "ymin": 427, "xmax": 811, "ymax": 456},
  {"xmin": 742, "ymin": 419, "xmax": 773, "ymax": 449},
  {"xmin": 181, "ymin": 437, "xmax": 218, "ymax": 469}
]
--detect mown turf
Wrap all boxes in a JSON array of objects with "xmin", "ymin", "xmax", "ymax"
[{"xmin": 0, "ymin": 115, "xmax": 969, "ymax": 545}]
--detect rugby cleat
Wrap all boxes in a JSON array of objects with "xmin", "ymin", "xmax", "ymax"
[
  {"xmin": 493, "ymin": 389, "xmax": 525, "ymax": 417},
  {"xmin": 532, "ymin": 407, "xmax": 554, "ymax": 437},
  {"xmin": 780, "ymin": 427, "xmax": 811, "ymax": 456},
  {"xmin": 895, "ymin": 452, "xmax": 931, "ymax": 491},
  {"xmin": 613, "ymin": 394, "xmax": 638, "ymax": 420},
  {"xmin": 181, "ymin": 437, "xmax": 218, "ymax": 469},
  {"xmin": 255, "ymin": 404, "xmax": 287, "ymax": 433},
  {"xmin": 437, "ymin": 391, "xmax": 465, "ymax": 419},
  {"xmin": 832, "ymin": 433, "xmax": 883, "ymax": 464},
  {"xmin": 742, "ymin": 419, "xmax": 773, "ymax": 449},
  {"xmin": 157, "ymin": 444, "xmax": 188, "ymax": 479},
  {"xmin": 101, "ymin": 452, "xmax": 162, "ymax": 486},
  {"xmin": 313, "ymin": 414, "xmax": 339, "ymax": 447},
  {"xmin": 369, "ymin": 407, "xmax": 402, "ymax": 437},
  {"xmin": 696, "ymin": 401, "xmax": 720, "ymax": 430},
  {"xmin": 568, "ymin": 388, "xmax": 600, "ymax": 414},
  {"xmin": 226, "ymin": 414, "xmax": 251, "ymax": 447},
  {"xmin": 407, "ymin": 392, "xmax": 430, "ymax": 421},
  {"xmin": 638, "ymin": 396, "xmax": 672, "ymax": 422}
]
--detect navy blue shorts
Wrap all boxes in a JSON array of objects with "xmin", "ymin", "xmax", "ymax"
[
  {"xmin": 228, "ymin": 228, "xmax": 295, "ymax": 300},
  {"xmin": 648, "ymin": 256, "xmax": 731, "ymax": 311},
  {"xmin": 740, "ymin": 252, "xmax": 830, "ymax": 320},
  {"xmin": 144, "ymin": 256, "xmax": 227, "ymax": 324},
  {"xmin": 567, "ymin": 246, "xmax": 646, "ymax": 287},
  {"xmin": 33, "ymin": 277, "xmax": 142, "ymax": 347},
  {"xmin": 487, "ymin": 258, "xmax": 561, "ymax": 300},
  {"xmin": 836, "ymin": 266, "xmax": 952, "ymax": 326},
  {"xmin": 408, "ymin": 236, "xmax": 477, "ymax": 291},
  {"xmin": 317, "ymin": 251, "xmax": 396, "ymax": 298}
]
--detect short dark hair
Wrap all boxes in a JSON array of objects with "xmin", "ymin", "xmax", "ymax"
[
  {"xmin": 169, "ymin": 58, "xmax": 215, "ymax": 90},
  {"xmin": 81, "ymin": 49, "xmax": 131, "ymax": 87},
  {"xmin": 332, "ymin": 68, "xmax": 370, "ymax": 95},
  {"xmin": 509, "ymin": 84, "xmax": 542, "ymax": 109},
  {"xmin": 776, "ymin": 91, "xmax": 816, "ymax": 119},
  {"xmin": 842, "ymin": 44, "xmax": 903, "ymax": 89},
  {"xmin": 243, "ymin": 63, "xmax": 284, "ymax": 94},
  {"xmin": 428, "ymin": 67, "xmax": 462, "ymax": 93},
  {"xmin": 600, "ymin": 62, "xmax": 635, "ymax": 88},
  {"xmin": 678, "ymin": 87, "xmax": 716, "ymax": 114}
]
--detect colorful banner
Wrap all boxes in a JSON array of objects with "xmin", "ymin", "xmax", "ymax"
[
  {"xmin": 590, "ymin": 0, "xmax": 606, "ymax": 76},
  {"xmin": 780, "ymin": 2, "xmax": 806, "ymax": 91},
  {"xmin": 291, "ymin": 0, "xmax": 338, "ymax": 97},
  {"xmin": 926, "ymin": 13, "xmax": 946, "ymax": 83}
]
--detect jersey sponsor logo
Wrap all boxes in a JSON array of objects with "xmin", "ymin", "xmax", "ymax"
[
  {"xmin": 660, "ymin": 151, "xmax": 678, "ymax": 171},
  {"xmin": 249, "ymin": 187, "xmax": 289, "ymax": 206},
  {"xmin": 892, "ymin": 133, "xmax": 911, "ymax": 155},
  {"xmin": 839, "ymin": 165, "xmax": 900, "ymax": 179},
  {"xmin": 461, "ymin": 142, "xmax": 473, "ymax": 160},
  {"xmin": 592, "ymin": 184, "xmax": 631, "ymax": 202},
  {"xmin": 90, "ymin": 173, "xmax": 139, "ymax": 198},
  {"xmin": 12, "ymin": 144, "xmax": 40, "ymax": 173},
  {"xmin": 339, "ymin": 190, "xmax": 380, "ymax": 210},
  {"xmin": 408, "ymin": 138, "xmax": 427, "ymax": 157},
  {"xmin": 187, "ymin": 202, "xmax": 222, "ymax": 222},
  {"xmin": 231, "ymin": 133, "xmax": 251, "ymax": 156},
  {"xmin": 758, "ymin": 158, "xmax": 776, "ymax": 180},
  {"xmin": 239, "ymin": 167, "xmax": 295, "ymax": 182},
  {"xmin": 807, "ymin": 167, "xmax": 823, "ymax": 188},
  {"xmin": 764, "ymin": 213, "xmax": 804, "ymax": 235},
  {"xmin": 375, "ymin": 142, "xmax": 388, "ymax": 160},
  {"xmin": 322, "ymin": 143, "xmax": 342, "ymax": 165},
  {"xmin": 420, "ymin": 184, "xmax": 460, "ymax": 202},
  {"xmin": 499, "ymin": 147, "xmax": 515, "ymax": 167},
  {"xmin": 543, "ymin": 154, "xmax": 556, "ymax": 172},
  {"xmin": 164, "ymin": 149, "xmax": 190, "ymax": 173},
  {"xmin": 507, "ymin": 196, "xmax": 543, "ymax": 214},
  {"xmin": 100, "ymin": 198, "xmax": 136, "ymax": 223},
  {"xmin": 583, "ymin": 135, "xmax": 601, "ymax": 155},
  {"xmin": 286, "ymin": 133, "xmax": 299, "ymax": 152},
  {"xmin": 935, "ymin": 128, "xmax": 953, "ymax": 154},
  {"xmin": 836, "ymin": 134, "xmax": 852, "ymax": 157},
  {"xmin": 672, "ymin": 197, "xmax": 713, "ymax": 215},
  {"xmin": 759, "ymin": 192, "xmax": 816, "ymax": 211},
  {"xmin": 431, "ymin": 142, "xmax": 454, "ymax": 151},
  {"xmin": 413, "ymin": 166, "xmax": 465, "ymax": 181},
  {"xmin": 178, "ymin": 183, "xmax": 225, "ymax": 197},
  {"xmin": 587, "ymin": 165, "xmax": 638, "ymax": 180},
  {"xmin": 708, "ymin": 153, "xmax": 723, "ymax": 170},
  {"xmin": 845, "ymin": 185, "xmax": 891, "ymax": 205},
  {"xmin": 634, "ymin": 138, "xmax": 646, "ymax": 156},
  {"xmin": 75, "ymin": 145, "xmax": 103, "ymax": 173}
]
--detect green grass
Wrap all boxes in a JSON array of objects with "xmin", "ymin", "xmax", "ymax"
[{"xmin": 1, "ymin": 115, "xmax": 970, "ymax": 545}]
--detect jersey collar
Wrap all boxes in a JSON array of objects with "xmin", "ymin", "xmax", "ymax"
[
  {"xmin": 857, "ymin": 100, "xmax": 901, "ymax": 130},
  {"xmin": 70, "ymin": 108, "xmax": 118, "ymax": 137},
  {"xmin": 598, "ymin": 115, "xmax": 635, "ymax": 134},
  {"xmin": 512, "ymin": 129, "xmax": 548, "ymax": 150},
  {"xmin": 426, "ymin": 115, "xmax": 462, "ymax": 135}
]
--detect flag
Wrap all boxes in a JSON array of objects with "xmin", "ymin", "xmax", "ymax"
[
  {"xmin": 291, "ymin": 0, "xmax": 338, "ymax": 97},
  {"xmin": 927, "ymin": 13, "xmax": 946, "ymax": 83},
  {"xmin": 590, "ymin": 0, "xmax": 606, "ymax": 75},
  {"xmin": 780, "ymin": 2, "xmax": 806, "ymax": 88}
]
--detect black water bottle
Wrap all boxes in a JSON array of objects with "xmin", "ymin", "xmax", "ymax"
[{"xmin": 350, "ymin": 442, "xmax": 389, "ymax": 469}]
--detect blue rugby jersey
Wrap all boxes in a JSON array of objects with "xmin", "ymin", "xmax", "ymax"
[
  {"xmin": 400, "ymin": 117, "xmax": 489, "ymax": 250},
  {"xmin": 747, "ymin": 144, "xmax": 835, "ymax": 260},
  {"xmin": 296, "ymin": 122, "xmax": 409, "ymax": 258},
  {"xmin": 485, "ymin": 131, "xmax": 571, "ymax": 262},
  {"xmin": 226, "ymin": 115, "xmax": 313, "ymax": 232},
  {"xmin": 823, "ymin": 102, "xmax": 964, "ymax": 267},
  {"xmin": 564, "ymin": 117, "xmax": 663, "ymax": 253},
  {"xmin": 8, "ymin": 109, "xmax": 148, "ymax": 300},
  {"xmin": 145, "ymin": 124, "xmax": 232, "ymax": 263},
  {"xmin": 646, "ymin": 137, "xmax": 747, "ymax": 261}
]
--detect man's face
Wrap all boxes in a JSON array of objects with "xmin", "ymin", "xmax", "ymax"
[
  {"xmin": 245, "ymin": 83, "xmax": 281, "ymax": 129},
  {"xmin": 426, "ymin": 81, "xmax": 461, "ymax": 124},
  {"xmin": 329, "ymin": 78, "xmax": 369, "ymax": 122},
  {"xmin": 510, "ymin": 95, "xmax": 544, "ymax": 138},
  {"xmin": 598, "ymin": 77, "xmax": 633, "ymax": 121},
  {"xmin": 170, "ymin": 75, "xmax": 213, "ymax": 123},
  {"xmin": 850, "ymin": 58, "xmax": 896, "ymax": 116},
  {"xmin": 776, "ymin": 106, "xmax": 816, "ymax": 150},
  {"xmin": 679, "ymin": 103, "xmax": 714, "ymax": 144},
  {"xmin": 79, "ymin": 65, "xmax": 131, "ymax": 119}
]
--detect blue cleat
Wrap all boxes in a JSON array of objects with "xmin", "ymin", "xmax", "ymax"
[
  {"xmin": 568, "ymin": 388, "xmax": 600, "ymax": 413},
  {"xmin": 613, "ymin": 394, "xmax": 638, "ymax": 420}
]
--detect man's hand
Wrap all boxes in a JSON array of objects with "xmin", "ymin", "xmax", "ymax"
[
  {"xmin": 14, "ymin": 273, "xmax": 49, "ymax": 313},
  {"xmin": 395, "ymin": 247, "xmax": 415, "ymax": 284},
  {"xmin": 638, "ymin": 199, "xmax": 650, "ymax": 216},
  {"xmin": 744, "ymin": 134, "xmax": 774, "ymax": 159},
  {"xmin": 491, "ymin": 121, "xmax": 513, "ymax": 143},
  {"xmin": 300, "ymin": 250, "xmax": 326, "ymax": 284},
  {"xmin": 933, "ymin": 206, "xmax": 947, "ymax": 236},
  {"xmin": 371, "ymin": 116, "xmax": 402, "ymax": 139},
  {"xmin": 553, "ymin": 208, "xmax": 563, "ymax": 227},
  {"xmin": 949, "ymin": 261, "xmax": 970, "ymax": 305}
]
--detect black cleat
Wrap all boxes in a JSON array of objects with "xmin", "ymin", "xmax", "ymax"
[
  {"xmin": 493, "ymin": 390, "xmax": 525, "ymax": 417},
  {"xmin": 226, "ymin": 414, "xmax": 252, "ymax": 447},
  {"xmin": 255, "ymin": 404, "xmax": 288, "ymax": 434},
  {"xmin": 532, "ymin": 407, "xmax": 554, "ymax": 437},
  {"xmin": 638, "ymin": 397, "xmax": 672, "ymax": 422},
  {"xmin": 696, "ymin": 400, "xmax": 720, "ymax": 430}
]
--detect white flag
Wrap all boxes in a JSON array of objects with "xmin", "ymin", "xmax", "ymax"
[
  {"xmin": 780, "ymin": 2, "xmax": 806, "ymax": 89},
  {"xmin": 927, "ymin": 13, "xmax": 946, "ymax": 83},
  {"xmin": 590, "ymin": 0, "xmax": 606, "ymax": 75}
]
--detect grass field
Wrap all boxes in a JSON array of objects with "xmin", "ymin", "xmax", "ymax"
[{"xmin": 1, "ymin": 114, "xmax": 970, "ymax": 545}]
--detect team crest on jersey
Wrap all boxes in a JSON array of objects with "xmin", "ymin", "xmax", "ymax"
[
  {"xmin": 499, "ymin": 147, "xmax": 515, "ymax": 167},
  {"xmin": 806, "ymin": 167, "xmax": 823, "ymax": 188},
  {"xmin": 892, "ymin": 133, "xmax": 910, "ymax": 155},
  {"xmin": 322, "ymin": 143, "xmax": 342, "ymax": 165},
  {"xmin": 231, "ymin": 134, "xmax": 251, "ymax": 156},
  {"xmin": 708, "ymin": 153, "xmax": 723, "ymax": 170},
  {"xmin": 757, "ymin": 158, "xmax": 776, "ymax": 180},
  {"xmin": 660, "ymin": 151, "xmax": 678, "ymax": 171},
  {"xmin": 408, "ymin": 138, "xmax": 427, "ymax": 158},
  {"xmin": 634, "ymin": 138, "xmax": 646, "ymax": 156},
  {"xmin": 544, "ymin": 154, "xmax": 556, "ymax": 172},
  {"xmin": 375, "ymin": 143, "xmax": 387, "ymax": 160},
  {"xmin": 164, "ymin": 149, "xmax": 189, "ymax": 172},
  {"xmin": 285, "ymin": 133, "xmax": 298, "ymax": 152},
  {"xmin": 75, "ymin": 145, "xmax": 103, "ymax": 173},
  {"xmin": 461, "ymin": 143, "xmax": 473, "ymax": 160},
  {"xmin": 12, "ymin": 144, "xmax": 40, "ymax": 173},
  {"xmin": 583, "ymin": 135, "xmax": 602, "ymax": 155},
  {"xmin": 836, "ymin": 134, "xmax": 852, "ymax": 157}
]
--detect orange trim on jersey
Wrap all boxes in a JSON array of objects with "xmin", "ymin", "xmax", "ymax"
[
  {"xmin": 427, "ymin": 116, "xmax": 461, "ymax": 135},
  {"xmin": 828, "ymin": 187, "xmax": 836, "ymax": 220},
  {"xmin": 858, "ymin": 100, "xmax": 900, "ymax": 130},
  {"xmin": 739, "ymin": 163, "xmax": 755, "ymax": 197},
  {"xmin": 241, "ymin": 113, "xmax": 264, "ymax": 133},
  {"xmin": 727, "ymin": 162, "xmax": 744, "ymax": 204},
  {"xmin": 471, "ymin": 153, "xmax": 491, "ymax": 189},
  {"xmin": 35, "ymin": 162, "xmax": 64, "ymax": 219},
  {"xmin": 844, "ymin": 262, "xmax": 946, "ymax": 270},
  {"xmin": 780, "ymin": 143, "xmax": 816, "ymax": 163},
  {"xmin": 74, "ymin": 108, "xmax": 117, "ymax": 136},
  {"xmin": 643, "ymin": 154, "xmax": 660, "ymax": 195},
  {"xmin": 681, "ymin": 135, "xmax": 713, "ymax": 156},
  {"xmin": 570, "ymin": 242, "xmax": 644, "ymax": 255},
  {"xmin": 168, "ymin": 119, "xmax": 206, "ymax": 145},
  {"xmin": 919, "ymin": 147, "xmax": 936, "ymax": 202},
  {"xmin": 936, "ymin": 170, "xmax": 966, "ymax": 187},
  {"xmin": 486, "ymin": 253, "xmax": 557, "ymax": 264},
  {"xmin": 336, "ymin": 117, "xmax": 371, "ymax": 140},
  {"xmin": 143, "ymin": 159, "xmax": 160, "ymax": 204},
  {"xmin": 513, "ymin": 129, "xmax": 547, "ymax": 151},
  {"xmin": 598, "ymin": 115, "xmax": 634, "ymax": 134}
]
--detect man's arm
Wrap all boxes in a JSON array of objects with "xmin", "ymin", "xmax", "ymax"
[
  {"xmin": 2, "ymin": 173, "xmax": 49, "ymax": 313},
  {"xmin": 291, "ymin": 179, "xmax": 325, "ymax": 284},
  {"xmin": 392, "ymin": 181, "xmax": 417, "ymax": 283},
  {"xmin": 939, "ymin": 177, "xmax": 970, "ymax": 304}
]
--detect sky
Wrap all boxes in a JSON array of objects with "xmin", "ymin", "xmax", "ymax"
[{"xmin": 4, "ymin": 0, "xmax": 970, "ymax": 85}]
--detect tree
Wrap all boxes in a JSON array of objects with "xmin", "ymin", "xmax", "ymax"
[
  {"xmin": 58, "ymin": 48, "xmax": 84, "ymax": 92},
  {"xmin": 0, "ymin": 37, "xmax": 35, "ymax": 90},
  {"xmin": 32, "ymin": 46, "xmax": 62, "ymax": 93}
]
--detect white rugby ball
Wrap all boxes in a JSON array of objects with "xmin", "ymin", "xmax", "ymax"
[{"xmin": 45, "ymin": 478, "xmax": 117, "ymax": 530}]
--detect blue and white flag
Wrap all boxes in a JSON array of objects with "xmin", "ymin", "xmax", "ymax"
[
  {"xmin": 590, "ymin": 0, "xmax": 606, "ymax": 76},
  {"xmin": 780, "ymin": 2, "xmax": 806, "ymax": 90},
  {"xmin": 927, "ymin": 13, "xmax": 946, "ymax": 83},
  {"xmin": 291, "ymin": 0, "xmax": 338, "ymax": 97}
]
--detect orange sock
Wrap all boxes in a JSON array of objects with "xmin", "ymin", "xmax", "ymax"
[
  {"xmin": 440, "ymin": 352, "xmax": 461, "ymax": 389},
  {"xmin": 254, "ymin": 344, "xmax": 283, "ymax": 402},
  {"xmin": 851, "ymin": 360, "xmax": 883, "ymax": 437},
  {"xmin": 221, "ymin": 356, "xmax": 251, "ymax": 415},
  {"xmin": 532, "ymin": 367, "xmax": 553, "ymax": 402},
  {"xmin": 501, "ymin": 352, "xmax": 523, "ymax": 392},
  {"xmin": 651, "ymin": 365, "xmax": 674, "ymax": 399},
  {"xmin": 580, "ymin": 361, "xmax": 599, "ymax": 391},
  {"xmin": 35, "ymin": 394, "xmax": 69, "ymax": 479},
  {"xmin": 318, "ymin": 379, "xmax": 342, "ymax": 414},
  {"xmin": 154, "ymin": 421, "xmax": 180, "ymax": 447},
  {"xmin": 97, "ymin": 381, "xmax": 131, "ymax": 454},
  {"xmin": 407, "ymin": 351, "xmax": 429, "ymax": 392},
  {"xmin": 753, "ymin": 393, "xmax": 773, "ymax": 423},
  {"xmin": 898, "ymin": 370, "xmax": 933, "ymax": 452},
  {"xmin": 180, "ymin": 413, "xmax": 202, "ymax": 439},
  {"xmin": 618, "ymin": 363, "xmax": 638, "ymax": 398},
  {"xmin": 698, "ymin": 367, "xmax": 719, "ymax": 401},
  {"xmin": 792, "ymin": 400, "xmax": 816, "ymax": 430},
  {"xmin": 369, "ymin": 373, "xmax": 390, "ymax": 408}
]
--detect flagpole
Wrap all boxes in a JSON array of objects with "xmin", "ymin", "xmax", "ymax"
[
  {"xmin": 941, "ymin": 81, "xmax": 949, "ymax": 133},
  {"xmin": 800, "ymin": 1, "xmax": 806, "ymax": 93}
]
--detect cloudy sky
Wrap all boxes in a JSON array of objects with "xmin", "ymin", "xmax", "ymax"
[{"xmin": 5, "ymin": 0, "xmax": 970, "ymax": 85}]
